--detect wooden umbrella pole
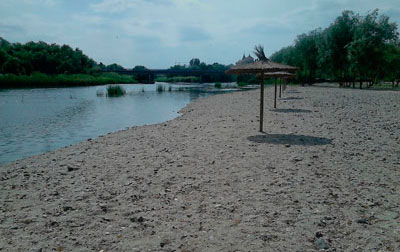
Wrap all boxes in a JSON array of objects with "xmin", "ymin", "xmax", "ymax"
[
  {"xmin": 260, "ymin": 72, "xmax": 264, "ymax": 132},
  {"xmin": 279, "ymin": 78, "xmax": 282, "ymax": 98},
  {"xmin": 274, "ymin": 77, "xmax": 277, "ymax": 109}
]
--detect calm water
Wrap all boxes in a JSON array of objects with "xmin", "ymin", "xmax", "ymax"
[{"xmin": 0, "ymin": 83, "xmax": 239, "ymax": 165}]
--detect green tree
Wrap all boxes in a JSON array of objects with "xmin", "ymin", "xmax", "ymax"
[
  {"xmin": 381, "ymin": 43, "xmax": 400, "ymax": 87},
  {"xmin": 318, "ymin": 11, "xmax": 357, "ymax": 83},
  {"xmin": 2, "ymin": 57, "xmax": 24, "ymax": 74},
  {"xmin": 347, "ymin": 9, "xmax": 398, "ymax": 88},
  {"xmin": 295, "ymin": 29, "xmax": 321, "ymax": 83},
  {"xmin": 270, "ymin": 9, "xmax": 399, "ymax": 87},
  {"xmin": 189, "ymin": 58, "xmax": 200, "ymax": 67}
]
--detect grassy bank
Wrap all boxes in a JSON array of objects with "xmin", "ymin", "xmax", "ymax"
[
  {"xmin": 0, "ymin": 72, "xmax": 138, "ymax": 88},
  {"xmin": 155, "ymin": 76, "xmax": 201, "ymax": 83}
]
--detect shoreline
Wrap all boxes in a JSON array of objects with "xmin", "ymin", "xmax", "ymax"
[
  {"xmin": 1, "ymin": 86, "xmax": 400, "ymax": 251},
  {"xmin": 0, "ymin": 83, "xmax": 223, "ymax": 166}
]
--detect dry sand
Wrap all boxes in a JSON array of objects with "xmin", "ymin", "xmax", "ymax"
[{"xmin": 1, "ymin": 86, "xmax": 400, "ymax": 252}]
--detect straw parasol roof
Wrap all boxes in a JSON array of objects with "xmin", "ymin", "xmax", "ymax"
[
  {"xmin": 226, "ymin": 45, "xmax": 299, "ymax": 132},
  {"xmin": 263, "ymin": 72, "xmax": 296, "ymax": 99},
  {"xmin": 257, "ymin": 71, "xmax": 296, "ymax": 79},
  {"xmin": 226, "ymin": 46, "xmax": 299, "ymax": 75},
  {"xmin": 226, "ymin": 61, "xmax": 299, "ymax": 74},
  {"xmin": 263, "ymin": 71, "xmax": 296, "ymax": 78}
]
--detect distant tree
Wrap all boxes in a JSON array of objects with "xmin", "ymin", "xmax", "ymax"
[
  {"xmin": 105, "ymin": 63, "xmax": 126, "ymax": 71},
  {"xmin": 347, "ymin": 9, "xmax": 398, "ymax": 87},
  {"xmin": 381, "ymin": 43, "xmax": 400, "ymax": 87},
  {"xmin": 132, "ymin": 65, "xmax": 151, "ymax": 83},
  {"xmin": 2, "ymin": 57, "xmax": 24, "ymax": 74},
  {"xmin": 189, "ymin": 58, "xmax": 200, "ymax": 66},
  {"xmin": 169, "ymin": 64, "xmax": 186, "ymax": 71},
  {"xmin": 295, "ymin": 29, "xmax": 321, "ymax": 84},
  {"xmin": 0, "ymin": 49, "xmax": 10, "ymax": 73},
  {"xmin": 318, "ymin": 11, "xmax": 357, "ymax": 83},
  {"xmin": 132, "ymin": 65, "xmax": 148, "ymax": 70},
  {"xmin": 0, "ymin": 38, "xmax": 98, "ymax": 75},
  {"xmin": 270, "ymin": 9, "xmax": 399, "ymax": 87}
]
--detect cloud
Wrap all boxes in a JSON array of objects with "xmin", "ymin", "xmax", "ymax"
[
  {"xmin": 0, "ymin": 23, "xmax": 25, "ymax": 33},
  {"xmin": 180, "ymin": 27, "xmax": 211, "ymax": 42},
  {"xmin": 91, "ymin": 0, "xmax": 137, "ymax": 13},
  {"xmin": 91, "ymin": 0, "xmax": 172, "ymax": 13},
  {"xmin": 30, "ymin": 0, "xmax": 57, "ymax": 6},
  {"xmin": 1, "ymin": 0, "xmax": 399, "ymax": 68}
]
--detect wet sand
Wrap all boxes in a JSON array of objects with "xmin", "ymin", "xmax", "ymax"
[{"xmin": 1, "ymin": 86, "xmax": 400, "ymax": 251}]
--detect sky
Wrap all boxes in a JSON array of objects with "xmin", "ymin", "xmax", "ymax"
[{"xmin": 1, "ymin": 0, "xmax": 399, "ymax": 68}]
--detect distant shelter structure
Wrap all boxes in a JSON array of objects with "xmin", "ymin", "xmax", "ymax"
[
  {"xmin": 236, "ymin": 54, "xmax": 255, "ymax": 65},
  {"xmin": 263, "ymin": 71, "xmax": 296, "ymax": 99},
  {"xmin": 226, "ymin": 45, "xmax": 299, "ymax": 132}
]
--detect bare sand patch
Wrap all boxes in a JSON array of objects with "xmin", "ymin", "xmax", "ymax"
[{"xmin": 1, "ymin": 86, "xmax": 399, "ymax": 251}]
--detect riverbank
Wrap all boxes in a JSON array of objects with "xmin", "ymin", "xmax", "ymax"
[
  {"xmin": 0, "ymin": 73, "xmax": 137, "ymax": 88},
  {"xmin": 1, "ymin": 86, "xmax": 400, "ymax": 251}
]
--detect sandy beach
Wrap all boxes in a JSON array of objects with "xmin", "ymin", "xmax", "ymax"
[{"xmin": 1, "ymin": 85, "xmax": 399, "ymax": 251}]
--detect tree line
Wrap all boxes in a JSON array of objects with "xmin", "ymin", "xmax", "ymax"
[
  {"xmin": 0, "ymin": 37, "xmax": 131, "ymax": 76},
  {"xmin": 165, "ymin": 58, "xmax": 234, "ymax": 83},
  {"xmin": 270, "ymin": 10, "xmax": 400, "ymax": 88},
  {"xmin": 0, "ymin": 38, "xmax": 140, "ymax": 87},
  {"xmin": 0, "ymin": 37, "xmax": 235, "ymax": 84}
]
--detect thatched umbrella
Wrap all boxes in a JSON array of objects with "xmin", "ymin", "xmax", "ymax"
[
  {"xmin": 264, "ymin": 71, "xmax": 296, "ymax": 101},
  {"xmin": 226, "ymin": 45, "xmax": 298, "ymax": 132}
]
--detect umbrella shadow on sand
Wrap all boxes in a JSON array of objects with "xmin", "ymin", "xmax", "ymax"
[
  {"xmin": 270, "ymin": 108, "xmax": 312, "ymax": 113},
  {"xmin": 248, "ymin": 133, "xmax": 332, "ymax": 146},
  {"xmin": 280, "ymin": 97, "xmax": 304, "ymax": 100}
]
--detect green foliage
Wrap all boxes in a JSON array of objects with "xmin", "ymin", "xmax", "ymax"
[
  {"xmin": 101, "ymin": 63, "xmax": 126, "ymax": 72},
  {"xmin": 131, "ymin": 65, "xmax": 153, "ymax": 84},
  {"xmin": 236, "ymin": 74, "xmax": 258, "ymax": 84},
  {"xmin": 347, "ymin": 10, "xmax": 399, "ymax": 81},
  {"xmin": 270, "ymin": 10, "xmax": 400, "ymax": 86},
  {"xmin": 167, "ymin": 60, "xmax": 233, "ymax": 83},
  {"xmin": 381, "ymin": 43, "xmax": 400, "ymax": 81},
  {"xmin": 155, "ymin": 76, "xmax": 200, "ymax": 83},
  {"xmin": 0, "ymin": 38, "xmax": 97, "ymax": 75},
  {"xmin": 106, "ymin": 85, "xmax": 126, "ymax": 97},
  {"xmin": 156, "ymin": 84, "xmax": 165, "ymax": 92},
  {"xmin": 237, "ymin": 82, "xmax": 249, "ymax": 87},
  {"xmin": 214, "ymin": 82, "xmax": 222, "ymax": 88},
  {"xmin": 189, "ymin": 58, "xmax": 200, "ymax": 66},
  {"xmin": 0, "ymin": 37, "xmax": 131, "ymax": 78},
  {"xmin": 154, "ymin": 76, "xmax": 169, "ymax": 82}
]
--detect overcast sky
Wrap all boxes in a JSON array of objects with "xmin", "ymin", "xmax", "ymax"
[{"xmin": 1, "ymin": 0, "xmax": 399, "ymax": 68}]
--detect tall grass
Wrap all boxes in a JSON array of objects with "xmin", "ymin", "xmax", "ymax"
[
  {"xmin": 237, "ymin": 82, "xmax": 248, "ymax": 87},
  {"xmin": 155, "ymin": 76, "xmax": 200, "ymax": 83},
  {"xmin": 0, "ymin": 72, "xmax": 138, "ymax": 88},
  {"xmin": 156, "ymin": 84, "xmax": 165, "ymax": 92},
  {"xmin": 107, "ymin": 85, "xmax": 126, "ymax": 97}
]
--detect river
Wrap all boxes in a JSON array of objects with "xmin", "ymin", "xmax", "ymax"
[{"xmin": 0, "ymin": 83, "xmax": 240, "ymax": 165}]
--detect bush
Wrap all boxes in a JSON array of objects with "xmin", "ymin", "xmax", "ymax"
[
  {"xmin": 154, "ymin": 76, "xmax": 200, "ymax": 83},
  {"xmin": 107, "ymin": 85, "xmax": 126, "ymax": 97},
  {"xmin": 237, "ymin": 82, "xmax": 248, "ymax": 87},
  {"xmin": 156, "ymin": 84, "xmax": 165, "ymax": 92},
  {"xmin": 214, "ymin": 82, "xmax": 222, "ymax": 88}
]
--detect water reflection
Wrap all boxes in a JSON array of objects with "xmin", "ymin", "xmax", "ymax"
[{"xmin": 0, "ymin": 82, "xmax": 239, "ymax": 165}]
